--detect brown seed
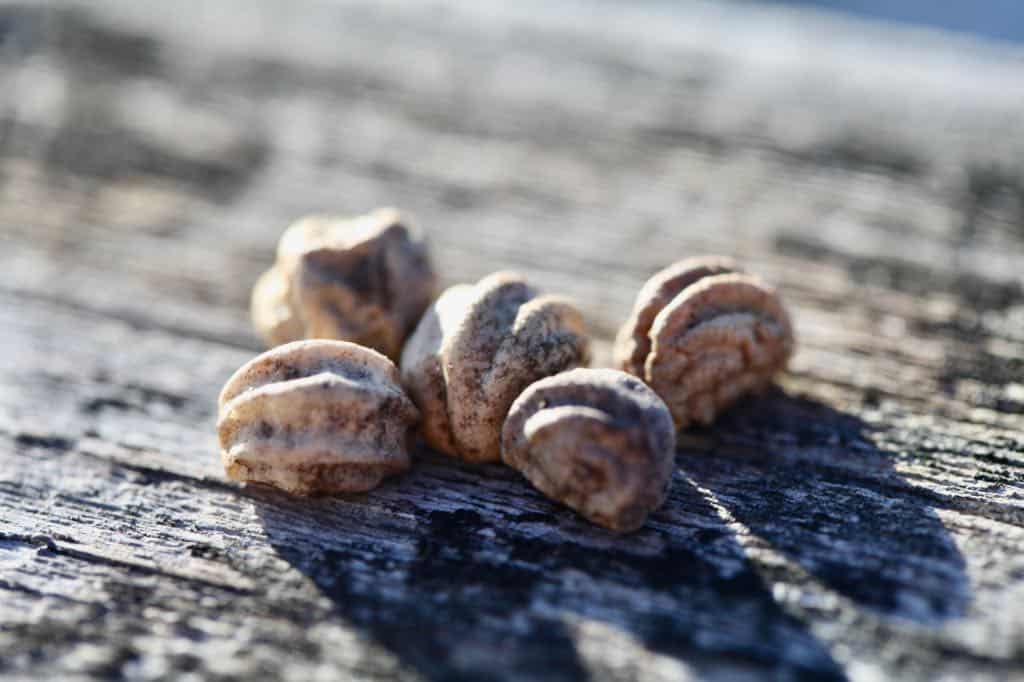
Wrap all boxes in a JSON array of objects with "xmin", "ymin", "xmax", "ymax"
[
  {"xmin": 614, "ymin": 257, "xmax": 795, "ymax": 429},
  {"xmin": 218, "ymin": 340, "xmax": 419, "ymax": 495},
  {"xmin": 501, "ymin": 368, "xmax": 676, "ymax": 532},
  {"xmin": 251, "ymin": 208, "xmax": 437, "ymax": 360},
  {"xmin": 401, "ymin": 272, "xmax": 591, "ymax": 463}
]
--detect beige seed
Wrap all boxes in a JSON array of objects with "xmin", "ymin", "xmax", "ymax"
[
  {"xmin": 614, "ymin": 257, "xmax": 795, "ymax": 429},
  {"xmin": 401, "ymin": 271, "xmax": 591, "ymax": 463},
  {"xmin": 218, "ymin": 340, "xmax": 419, "ymax": 495},
  {"xmin": 501, "ymin": 368, "xmax": 676, "ymax": 533},
  {"xmin": 251, "ymin": 208, "xmax": 437, "ymax": 360}
]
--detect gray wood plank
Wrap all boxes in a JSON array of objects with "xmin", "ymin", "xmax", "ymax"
[{"xmin": 1, "ymin": 1, "xmax": 1023, "ymax": 680}]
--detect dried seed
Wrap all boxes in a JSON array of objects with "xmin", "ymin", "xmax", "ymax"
[
  {"xmin": 218, "ymin": 340, "xmax": 418, "ymax": 494},
  {"xmin": 251, "ymin": 208, "xmax": 436, "ymax": 360},
  {"xmin": 614, "ymin": 257, "xmax": 795, "ymax": 428},
  {"xmin": 401, "ymin": 272, "xmax": 591, "ymax": 462},
  {"xmin": 502, "ymin": 368, "xmax": 675, "ymax": 532}
]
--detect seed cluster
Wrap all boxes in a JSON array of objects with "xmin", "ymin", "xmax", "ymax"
[{"xmin": 218, "ymin": 210, "xmax": 795, "ymax": 532}]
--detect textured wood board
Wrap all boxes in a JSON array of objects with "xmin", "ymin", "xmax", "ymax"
[{"xmin": 1, "ymin": 1, "xmax": 1024, "ymax": 679}]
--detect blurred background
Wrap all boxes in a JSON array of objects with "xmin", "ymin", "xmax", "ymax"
[{"xmin": 3, "ymin": 0, "xmax": 1023, "ymax": 353}]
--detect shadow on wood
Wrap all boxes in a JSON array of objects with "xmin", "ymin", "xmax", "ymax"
[
  {"xmin": 252, "ymin": 444, "xmax": 851, "ymax": 679},
  {"xmin": 682, "ymin": 390, "xmax": 971, "ymax": 625}
]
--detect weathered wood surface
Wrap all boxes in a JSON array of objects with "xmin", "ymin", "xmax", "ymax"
[{"xmin": 2, "ymin": 0, "xmax": 1024, "ymax": 679}]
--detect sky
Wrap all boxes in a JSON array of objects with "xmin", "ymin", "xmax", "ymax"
[{"xmin": 758, "ymin": 0, "xmax": 1024, "ymax": 45}]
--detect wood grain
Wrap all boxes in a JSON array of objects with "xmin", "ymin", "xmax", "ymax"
[{"xmin": 2, "ymin": 1, "xmax": 1023, "ymax": 679}]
